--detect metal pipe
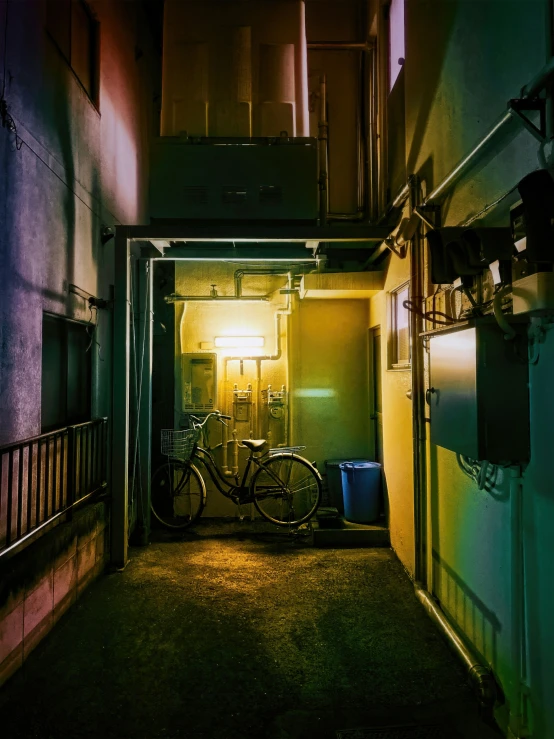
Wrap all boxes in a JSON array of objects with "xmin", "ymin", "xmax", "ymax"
[
  {"xmin": 318, "ymin": 74, "xmax": 329, "ymax": 226},
  {"xmin": 308, "ymin": 42, "xmax": 373, "ymax": 51},
  {"xmin": 392, "ymin": 182, "xmax": 411, "ymax": 210},
  {"xmin": 521, "ymin": 54, "xmax": 554, "ymax": 99},
  {"xmin": 356, "ymin": 50, "xmax": 364, "ymax": 215},
  {"xmin": 255, "ymin": 362, "xmax": 261, "ymax": 439},
  {"xmin": 221, "ymin": 420, "xmax": 232, "ymax": 476},
  {"xmin": 409, "ymin": 177, "xmax": 427, "ymax": 584},
  {"xmin": 165, "ymin": 295, "xmax": 267, "ymax": 303},
  {"xmin": 545, "ymin": 1, "xmax": 554, "ymax": 139},
  {"xmin": 368, "ymin": 47, "xmax": 377, "ymax": 222},
  {"xmin": 424, "ymin": 111, "xmax": 514, "ymax": 204},
  {"xmin": 111, "ymin": 228, "xmax": 130, "ymax": 569},
  {"xmin": 509, "ymin": 467, "xmax": 530, "ymax": 737},
  {"xmin": 232, "ymin": 429, "xmax": 239, "ymax": 476},
  {"xmin": 327, "ymin": 212, "xmax": 365, "ymax": 221},
  {"xmin": 415, "ymin": 587, "xmax": 497, "ymax": 709},
  {"xmin": 423, "ymin": 55, "xmax": 554, "ymax": 206},
  {"xmin": 413, "ymin": 206, "xmax": 435, "ymax": 230},
  {"xmin": 234, "ymin": 268, "xmax": 293, "ymax": 299},
  {"xmin": 362, "ymin": 241, "xmax": 389, "ymax": 268}
]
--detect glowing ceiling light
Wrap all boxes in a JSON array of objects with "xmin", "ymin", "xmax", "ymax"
[{"xmin": 214, "ymin": 336, "xmax": 265, "ymax": 348}]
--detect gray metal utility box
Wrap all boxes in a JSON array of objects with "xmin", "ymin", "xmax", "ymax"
[
  {"xmin": 150, "ymin": 137, "xmax": 318, "ymax": 221},
  {"xmin": 428, "ymin": 321, "xmax": 530, "ymax": 463}
]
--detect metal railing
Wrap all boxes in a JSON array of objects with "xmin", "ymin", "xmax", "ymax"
[{"xmin": 0, "ymin": 418, "xmax": 108, "ymax": 558}]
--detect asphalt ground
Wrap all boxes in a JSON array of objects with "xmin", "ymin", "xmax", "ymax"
[{"xmin": 0, "ymin": 520, "xmax": 501, "ymax": 739}]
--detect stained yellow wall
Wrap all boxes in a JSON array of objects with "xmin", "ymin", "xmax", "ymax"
[
  {"xmin": 370, "ymin": 1, "xmax": 554, "ymax": 735},
  {"xmin": 174, "ymin": 262, "xmax": 372, "ymax": 514},
  {"xmin": 290, "ymin": 298, "xmax": 371, "ymax": 469},
  {"xmin": 174, "ymin": 262, "xmax": 290, "ymax": 516},
  {"xmin": 368, "ymin": 254, "xmax": 413, "ymax": 572}
]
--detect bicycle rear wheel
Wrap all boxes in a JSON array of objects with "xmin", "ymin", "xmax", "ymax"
[
  {"xmin": 252, "ymin": 454, "xmax": 321, "ymax": 526},
  {"xmin": 151, "ymin": 461, "xmax": 206, "ymax": 529}
]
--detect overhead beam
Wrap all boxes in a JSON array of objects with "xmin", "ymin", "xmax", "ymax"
[{"xmin": 125, "ymin": 223, "xmax": 389, "ymax": 244}]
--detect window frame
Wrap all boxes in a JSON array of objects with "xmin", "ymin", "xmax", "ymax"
[
  {"xmin": 388, "ymin": 280, "xmax": 411, "ymax": 371},
  {"xmin": 45, "ymin": 0, "xmax": 100, "ymax": 108},
  {"xmin": 41, "ymin": 312, "xmax": 92, "ymax": 433}
]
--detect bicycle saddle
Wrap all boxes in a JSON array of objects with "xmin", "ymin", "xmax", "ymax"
[{"xmin": 241, "ymin": 439, "xmax": 267, "ymax": 452}]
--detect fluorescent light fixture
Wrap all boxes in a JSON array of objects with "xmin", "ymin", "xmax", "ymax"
[{"xmin": 214, "ymin": 336, "xmax": 265, "ymax": 348}]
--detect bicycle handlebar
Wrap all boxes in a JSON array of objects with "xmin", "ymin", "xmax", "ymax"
[{"xmin": 190, "ymin": 411, "xmax": 231, "ymax": 429}]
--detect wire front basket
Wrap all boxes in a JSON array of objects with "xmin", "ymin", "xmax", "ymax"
[{"xmin": 161, "ymin": 428, "xmax": 200, "ymax": 461}]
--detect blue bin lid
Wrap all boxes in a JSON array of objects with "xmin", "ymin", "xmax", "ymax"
[
  {"xmin": 339, "ymin": 461, "xmax": 381, "ymax": 470},
  {"xmin": 325, "ymin": 458, "xmax": 369, "ymax": 468}
]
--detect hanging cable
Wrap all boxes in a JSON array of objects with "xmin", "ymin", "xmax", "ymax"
[
  {"xmin": 460, "ymin": 181, "xmax": 523, "ymax": 227},
  {"xmin": 403, "ymin": 297, "xmax": 462, "ymax": 326},
  {"xmin": 135, "ymin": 262, "xmax": 150, "ymax": 529},
  {"xmin": 456, "ymin": 453, "xmax": 499, "ymax": 493}
]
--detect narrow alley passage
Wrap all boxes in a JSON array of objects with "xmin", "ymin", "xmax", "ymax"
[{"xmin": 0, "ymin": 523, "xmax": 499, "ymax": 739}]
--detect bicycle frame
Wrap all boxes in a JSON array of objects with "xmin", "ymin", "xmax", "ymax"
[
  {"xmin": 193, "ymin": 445, "xmax": 268, "ymax": 503},
  {"xmin": 185, "ymin": 412, "xmax": 317, "ymax": 508}
]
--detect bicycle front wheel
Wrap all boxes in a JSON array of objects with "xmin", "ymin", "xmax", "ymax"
[
  {"xmin": 252, "ymin": 454, "xmax": 322, "ymax": 526},
  {"xmin": 151, "ymin": 461, "xmax": 206, "ymax": 529}
]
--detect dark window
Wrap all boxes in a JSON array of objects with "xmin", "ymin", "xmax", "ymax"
[
  {"xmin": 388, "ymin": 0, "xmax": 405, "ymax": 92},
  {"xmin": 46, "ymin": 0, "xmax": 98, "ymax": 103},
  {"xmin": 41, "ymin": 314, "xmax": 92, "ymax": 432},
  {"xmin": 389, "ymin": 282, "xmax": 411, "ymax": 369}
]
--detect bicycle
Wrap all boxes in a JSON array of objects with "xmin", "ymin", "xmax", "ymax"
[{"xmin": 151, "ymin": 411, "xmax": 322, "ymax": 530}]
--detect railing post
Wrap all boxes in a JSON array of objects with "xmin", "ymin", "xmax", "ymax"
[{"xmin": 67, "ymin": 426, "xmax": 76, "ymax": 521}]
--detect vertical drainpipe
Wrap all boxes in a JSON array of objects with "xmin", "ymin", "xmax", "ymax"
[
  {"xmin": 318, "ymin": 74, "xmax": 329, "ymax": 226},
  {"xmin": 297, "ymin": 0, "xmax": 310, "ymax": 137},
  {"xmin": 546, "ymin": 0, "xmax": 554, "ymax": 140},
  {"xmin": 111, "ymin": 227, "xmax": 130, "ymax": 568},
  {"xmin": 409, "ymin": 176, "xmax": 427, "ymax": 585},
  {"xmin": 136, "ymin": 258, "xmax": 153, "ymax": 546},
  {"xmin": 509, "ymin": 467, "xmax": 530, "ymax": 738},
  {"xmin": 377, "ymin": 5, "xmax": 389, "ymax": 216},
  {"xmin": 368, "ymin": 46, "xmax": 377, "ymax": 223}
]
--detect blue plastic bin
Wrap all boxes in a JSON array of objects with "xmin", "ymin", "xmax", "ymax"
[
  {"xmin": 324, "ymin": 458, "xmax": 369, "ymax": 513},
  {"xmin": 339, "ymin": 461, "xmax": 382, "ymax": 523}
]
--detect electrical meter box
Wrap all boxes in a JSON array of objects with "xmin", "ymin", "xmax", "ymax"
[
  {"xmin": 428, "ymin": 321, "xmax": 529, "ymax": 463},
  {"xmin": 181, "ymin": 353, "xmax": 217, "ymax": 413},
  {"xmin": 262, "ymin": 385, "xmax": 287, "ymax": 419}
]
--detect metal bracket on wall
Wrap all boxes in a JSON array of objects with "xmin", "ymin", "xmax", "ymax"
[
  {"xmin": 508, "ymin": 98, "xmax": 547, "ymax": 143},
  {"xmin": 414, "ymin": 204, "xmax": 441, "ymax": 230}
]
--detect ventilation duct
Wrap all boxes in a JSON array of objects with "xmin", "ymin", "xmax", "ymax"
[{"xmin": 299, "ymin": 272, "xmax": 385, "ymax": 299}]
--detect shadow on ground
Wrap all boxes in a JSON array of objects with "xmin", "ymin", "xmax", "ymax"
[{"xmin": 0, "ymin": 520, "xmax": 501, "ymax": 739}]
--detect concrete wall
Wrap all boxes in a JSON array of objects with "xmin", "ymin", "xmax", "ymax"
[
  {"xmin": 0, "ymin": 501, "xmax": 109, "ymax": 687},
  {"xmin": 368, "ymin": 253, "xmax": 413, "ymax": 571},
  {"xmin": 0, "ymin": 0, "xmax": 157, "ymax": 683},
  {"xmin": 369, "ymin": 1, "xmax": 554, "ymax": 736},
  {"xmin": 0, "ymin": 0, "xmax": 157, "ymax": 444}
]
